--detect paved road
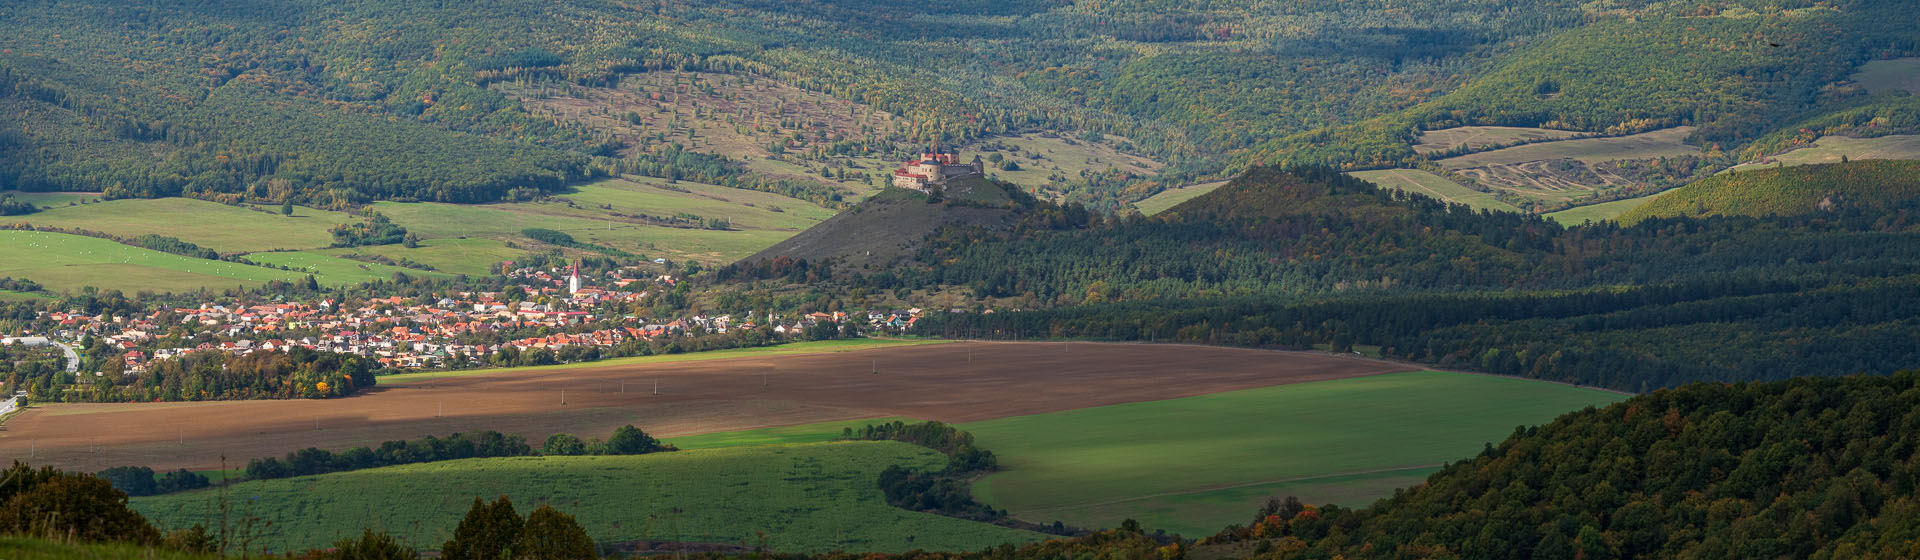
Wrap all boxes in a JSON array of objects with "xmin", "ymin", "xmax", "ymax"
[{"xmin": 49, "ymin": 341, "xmax": 78, "ymax": 373}]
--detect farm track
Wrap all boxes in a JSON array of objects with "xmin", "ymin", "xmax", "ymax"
[{"xmin": 3, "ymin": 342, "xmax": 1410, "ymax": 471}]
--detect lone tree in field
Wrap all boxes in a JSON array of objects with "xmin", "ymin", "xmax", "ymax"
[{"xmin": 600, "ymin": 425, "xmax": 667, "ymax": 455}]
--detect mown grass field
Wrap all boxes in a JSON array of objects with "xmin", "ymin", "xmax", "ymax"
[
  {"xmin": 961, "ymin": 371, "xmax": 1627, "ymax": 536},
  {"xmin": 313, "ymin": 237, "xmax": 523, "ymax": 276},
  {"xmin": 0, "ymin": 190, "xmax": 98, "ymax": 208},
  {"xmin": 368, "ymin": 177, "xmax": 830, "ymax": 264},
  {"xmin": 130, "ymin": 442, "xmax": 1039, "ymax": 554},
  {"xmin": 14, "ymin": 198, "xmax": 353, "ymax": 253},
  {"xmin": 1852, "ymin": 57, "xmax": 1920, "ymax": 94},
  {"xmin": 1412, "ymin": 126, "xmax": 1588, "ymax": 155},
  {"xmin": 1546, "ymin": 191, "xmax": 1671, "ymax": 225},
  {"xmin": 1348, "ymin": 169, "xmax": 1521, "ymax": 213},
  {"xmin": 0, "ymin": 230, "xmax": 310, "ymax": 293},
  {"xmin": 1134, "ymin": 181, "xmax": 1228, "ymax": 216},
  {"xmin": 1437, "ymin": 127, "xmax": 1700, "ymax": 168},
  {"xmin": 1728, "ymin": 134, "xmax": 1920, "ymax": 172},
  {"xmin": 377, "ymin": 338, "xmax": 949, "ymax": 384},
  {"xmin": 245, "ymin": 251, "xmax": 452, "ymax": 284}
]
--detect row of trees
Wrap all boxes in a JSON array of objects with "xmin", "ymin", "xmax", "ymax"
[{"xmin": 241, "ymin": 426, "xmax": 669, "ymax": 484}]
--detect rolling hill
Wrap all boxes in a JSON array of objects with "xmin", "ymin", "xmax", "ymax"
[
  {"xmin": 738, "ymin": 178, "xmax": 1037, "ymax": 270},
  {"xmin": 1622, "ymin": 160, "xmax": 1920, "ymax": 223}
]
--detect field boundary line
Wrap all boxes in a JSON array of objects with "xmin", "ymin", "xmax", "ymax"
[{"xmin": 1007, "ymin": 463, "xmax": 1446, "ymax": 515}]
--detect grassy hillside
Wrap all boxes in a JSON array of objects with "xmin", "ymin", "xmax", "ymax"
[
  {"xmin": 131, "ymin": 441, "xmax": 1039, "ymax": 554},
  {"xmin": 12, "ymin": 198, "xmax": 352, "ymax": 253},
  {"xmin": 1622, "ymin": 160, "xmax": 1920, "ymax": 222},
  {"xmin": 962, "ymin": 371, "xmax": 1625, "ymax": 537},
  {"xmin": 1347, "ymin": 169, "xmax": 1520, "ymax": 213},
  {"xmin": 1200, "ymin": 372, "xmax": 1920, "ymax": 559},
  {"xmin": 1546, "ymin": 190, "xmax": 1669, "ymax": 225},
  {"xmin": 0, "ymin": 230, "xmax": 312, "ymax": 293},
  {"xmin": 740, "ymin": 181, "xmax": 1034, "ymax": 269}
]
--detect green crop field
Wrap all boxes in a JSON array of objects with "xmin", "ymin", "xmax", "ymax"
[
  {"xmin": 0, "ymin": 230, "xmax": 310, "ymax": 294},
  {"xmin": 245, "ymin": 251, "xmax": 451, "ymax": 285},
  {"xmin": 1348, "ymin": 169, "xmax": 1521, "ymax": 213},
  {"xmin": 1728, "ymin": 135, "xmax": 1920, "ymax": 172},
  {"xmin": 1412, "ymin": 126, "xmax": 1589, "ymax": 155},
  {"xmin": 961, "ymin": 371, "xmax": 1627, "ymax": 536},
  {"xmin": 1134, "ymin": 181, "xmax": 1228, "ymax": 216},
  {"xmin": 377, "ymin": 338, "xmax": 949, "ymax": 384},
  {"xmin": 313, "ymin": 238, "xmax": 524, "ymax": 277},
  {"xmin": 1438, "ymin": 127, "xmax": 1700, "ymax": 168},
  {"xmin": 130, "ymin": 442, "xmax": 1039, "ymax": 554},
  {"xmin": 1546, "ymin": 190, "xmax": 1671, "ymax": 225},
  {"xmin": 13, "ymin": 198, "xmax": 353, "ymax": 253},
  {"xmin": 1852, "ymin": 58, "xmax": 1920, "ymax": 94},
  {"xmin": 670, "ymin": 417, "xmax": 918, "ymax": 450}
]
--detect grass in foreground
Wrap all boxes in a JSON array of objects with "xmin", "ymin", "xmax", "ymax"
[
  {"xmin": 0, "ymin": 230, "xmax": 309, "ymax": 294},
  {"xmin": 0, "ymin": 537, "xmax": 217, "ymax": 560},
  {"xmin": 962, "ymin": 371, "xmax": 1627, "ymax": 536},
  {"xmin": 377, "ymin": 338, "xmax": 950, "ymax": 384},
  {"xmin": 130, "ymin": 442, "xmax": 1039, "ymax": 554}
]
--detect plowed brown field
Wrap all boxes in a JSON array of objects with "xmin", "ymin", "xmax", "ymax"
[{"xmin": 1, "ymin": 342, "xmax": 1410, "ymax": 470}]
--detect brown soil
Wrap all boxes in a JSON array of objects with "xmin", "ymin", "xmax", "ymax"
[{"xmin": 0, "ymin": 342, "xmax": 1410, "ymax": 471}]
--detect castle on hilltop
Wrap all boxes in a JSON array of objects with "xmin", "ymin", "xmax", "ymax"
[{"xmin": 892, "ymin": 149, "xmax": 985, "ymax": 192}]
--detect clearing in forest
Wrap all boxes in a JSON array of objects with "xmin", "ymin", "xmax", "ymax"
[
  {"xmin": 1728, "ymin": 134, "xmax": 1920, "ymax": 172},
  {"xmin": 1411, "ymin": 126, "xmax": 1590, "ymax": 155},
  {"xmin": 1850, "ymin": 58, "xmax": 1920, "ymax": 95},
  {"xmin": 1436, "ymin": 127, "xmax": 1702, "ymax": 210},
  {"xmin": 1347, "ymin": 169, "xmax": 1520, "ymax": 213}
]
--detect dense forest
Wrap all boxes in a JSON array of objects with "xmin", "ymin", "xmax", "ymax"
[
  {"xmin": 875, "ymin": 166, "xmax": 1920, "ymax": 390},
  {"xmin": 1199, "ymin": 372, "xmax": 1920, "ymax": 559},
  {"xmin": 1, "ymin": 0, "xmax": 1911, "ymax": 208}
]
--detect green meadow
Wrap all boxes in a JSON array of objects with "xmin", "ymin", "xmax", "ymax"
[
  {"xmin": 961, "ymin": 371, "xmax": 1627, "ymax": 536},
  {"xmin": 313, "ymin": 237, "xmax": 524, "ymax": 277},
  {"xmin": 1134, "ymin": 181, "xmax": 1228, "ymax": 216},
  {"xmin": 15, "ymin": 198, "xmax": 353, "ymax": 253},
  {"xmin": 245, "ymin": 251, "xmax": 452, "ymax": 285},
  {"xmin": 1348, "ymin": 169, "xmax": 1522, "ymax": 213},
  {"xmin": 0, "ymin": 230, "xmax": 309, "ymax": 294},
  {"xmin": 1546, "ymin": 191, "xmax": 1671, "ymax": 225},
  {"xmin": 130, "ymin": 442, "xmax": 1039, "ymax": 554}
]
